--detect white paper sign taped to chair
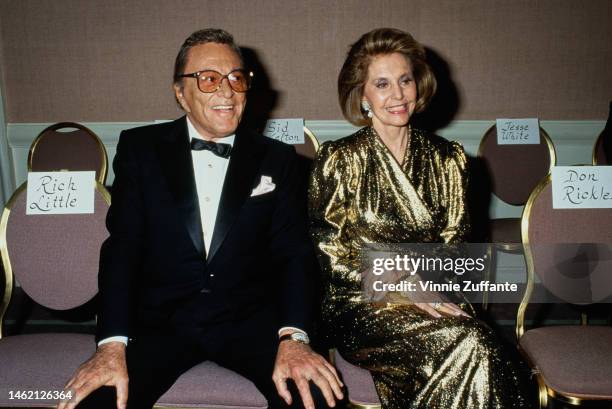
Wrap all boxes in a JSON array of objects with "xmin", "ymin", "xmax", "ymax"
[
  {"xmin": 552, "ymin": 166, "xmax": 612, "ymax": 209},
  {"xmin": 263, "ymin": 118, "xmax": 304, "ymax": 144},
  {"xmin": 26, "ymin": 171, "xmax": 96, "ymax": 215},
  {"xmin": 496, "ymin": 118, "xmax": 540, "ymax": 145}
]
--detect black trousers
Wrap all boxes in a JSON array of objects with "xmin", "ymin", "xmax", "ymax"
[{"xmin": 78, "ymin": 309, "xmax": 333, "ymax": 409}]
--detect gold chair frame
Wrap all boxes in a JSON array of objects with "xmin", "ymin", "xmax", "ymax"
[
  {"xmin": 27, "ymin": 122, "xmax": 109, "ymax": 185},
  {"xmin": 304, "ymin": 126, "xmax": 320, "ymax": 151}
]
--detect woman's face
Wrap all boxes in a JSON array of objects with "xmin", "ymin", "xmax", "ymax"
[{"xmin": 362, "ymin": 53, "xmax": 417, "ymax": 130}]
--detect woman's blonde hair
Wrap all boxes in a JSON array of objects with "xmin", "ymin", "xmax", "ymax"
[{"xmin": 338, "ymin": 28, "xmax": 436, "ymax": 126}]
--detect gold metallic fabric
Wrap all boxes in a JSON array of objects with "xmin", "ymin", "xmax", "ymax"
[{"xmin": 309, "ymin": 127, "xmax": 529, "ymax": 409}]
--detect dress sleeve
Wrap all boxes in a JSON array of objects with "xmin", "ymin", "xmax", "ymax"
[
  {"xmin": 439, "ymin": 142, "xmax": 470, "ymax": 244},
  {"xmin": 308, "ymin": 142, "xmax": 359, "ymax": 277}
]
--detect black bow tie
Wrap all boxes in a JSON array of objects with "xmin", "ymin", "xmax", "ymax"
[{"xmin": 190, "ymin": 138, "xmax": 232, "ymax": 158}]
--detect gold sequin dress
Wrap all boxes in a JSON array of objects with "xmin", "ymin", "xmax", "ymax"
[{"xmin": 308, "ymin": 127, "xmax": 530, "ymax": 409}]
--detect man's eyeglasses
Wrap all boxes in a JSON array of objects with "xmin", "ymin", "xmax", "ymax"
[{"xmin": 179, "ymin": 69, "xmax": 253, "ymax": 93}]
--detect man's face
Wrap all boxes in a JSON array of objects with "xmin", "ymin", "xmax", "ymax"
[{"xmin": 174, "ymin": 43, "xmax": 246, "ymax": 140}]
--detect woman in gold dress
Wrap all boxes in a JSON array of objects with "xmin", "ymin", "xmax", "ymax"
[{"xmin": 308, "ymin": 28, "xmax": 530, "ymax": 409}]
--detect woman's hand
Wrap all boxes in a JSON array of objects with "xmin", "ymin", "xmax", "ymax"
[
  {"xmin": 413, "ymin": 302, "xmax": 470, "ymax": 318},
  {"xmin": 361, "ymin": 257, "xmax": 471, "ymax": 318}
]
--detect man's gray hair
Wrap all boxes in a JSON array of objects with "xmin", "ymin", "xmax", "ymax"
[{"xmin": 173, "ymin": 28, "xmax": 243, "ymax": 85}]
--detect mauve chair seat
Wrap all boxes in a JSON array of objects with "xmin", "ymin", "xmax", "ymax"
[
  {"xmin": 333, "ymin": 350, "xmax": 381, "ymax": 407},
  {"xmin": 520, "ymin": 326, "xmax": 612, "ymax": 399},
  {"xmin": 0, "ymin": 333, "xmax": 95, "ymax": 407},
  {"xmin": 489, "ymin": 217, "xmax": 521, "ymax": 244},
  {"xmin": 156, "ymin": 361, "xmax": 267, "ymax": 409}
]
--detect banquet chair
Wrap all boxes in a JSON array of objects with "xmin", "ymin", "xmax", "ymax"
[
  {"xmin": 299, "ymin": 128, "xmax": 380, "ymax": 408},
  {"xmin": 477, "ymin": 125, "xmax": 556, "ymax": 308},
  {"xmin": 0, "ymin": 182, "xmax": 110, "ymax": 407},
  {"xmin": 516, "ymin": 176, "xmax": 612, "ymax": 408},
  {"xmin": 28, "ymin": 122, "xmax": 108, "ymax": 185}
]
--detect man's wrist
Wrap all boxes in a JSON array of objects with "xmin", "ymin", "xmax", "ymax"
[{"xmin": 98, "ymin": 341, "xmax": 127, "ymax": 352}]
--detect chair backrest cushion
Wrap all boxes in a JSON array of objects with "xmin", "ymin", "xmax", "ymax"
[
  {"xmin": 523, "ymin": 180, "xmax": 612, "ymax": 303},
  {"xmin": 3, "ymin": 184, "xmax": 109, "ymax": 310}
]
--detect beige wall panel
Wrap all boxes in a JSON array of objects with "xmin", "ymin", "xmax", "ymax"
[{"xmin": 1, "ymin": 0, "xmax": 611, "ymax": 123}]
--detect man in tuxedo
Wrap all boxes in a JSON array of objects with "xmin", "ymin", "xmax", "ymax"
[{"xmin": 58, "ymin": 28, "xmax": 343, "ymax": 409}]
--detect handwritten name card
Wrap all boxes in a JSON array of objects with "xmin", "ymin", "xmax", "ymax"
[
  {"xmin": 552, "ymin": 166, "xmax": 612, "ymax": 209},
  {"xmin": 263, "ymin": 118, "xmax": 304, "ymax": 145},
  {"xmin": 26, "ymin": 171, "xmax": 96, "ymax": 215},
  {"xmin": 496, "ymin": 118, "xmax": 540, "ymax": 145}
]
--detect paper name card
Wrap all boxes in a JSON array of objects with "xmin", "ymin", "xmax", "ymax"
[
  {"xmin": 496, "ymin": 118, "xmax": 540, "ymax": 145},
  {"xmin": 552, "ymin": 166, "xmax": 612, "ymax": 209},
  {"xmin": 263, "ymin": 118, "xmax": 304, "ymax": 145},
  {"xmin": 27, "ymin": 171, "xmax": 96, "ymax": 215}
]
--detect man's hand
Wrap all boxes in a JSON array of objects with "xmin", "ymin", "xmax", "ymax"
[
  {"xmin": 272, "ymin": 339, "xmax": 343, "ymax": 409},
  {"xmin": 57, "ymin": 342, "xmax": 128, "ymax": 409}
]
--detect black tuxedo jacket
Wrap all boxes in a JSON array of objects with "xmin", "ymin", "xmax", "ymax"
[{"xmin": 97, "ymin": 117, "xmax": 317, "ymax": 341}]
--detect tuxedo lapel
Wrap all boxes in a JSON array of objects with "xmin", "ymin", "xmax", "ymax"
[
  {"xmin": 208, "ymin": 128, "xmax": 264, "ymax": 262},
  {"xmin": 156, "ymin": 117, "xmax": 205, "ymax": 257}
]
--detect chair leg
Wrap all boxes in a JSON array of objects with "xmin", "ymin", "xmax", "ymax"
[{"xmin": 535, "ymin": 374, "xmax": 548, "ymax": 409}]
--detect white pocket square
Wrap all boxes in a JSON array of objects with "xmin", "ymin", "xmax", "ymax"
[{"xmin": 250, "ymin": 175, "xmax": 276, "ymax": 197}]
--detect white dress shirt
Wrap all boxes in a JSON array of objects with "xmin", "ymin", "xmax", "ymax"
[{"xmin": 188, "ymin": 118, "xmax": 234, "ymax": 254}]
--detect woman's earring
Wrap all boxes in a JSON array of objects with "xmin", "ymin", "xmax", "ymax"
[{"xmin": 361, "ymin": 101, "xmax": 373, "ymax": 118}]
